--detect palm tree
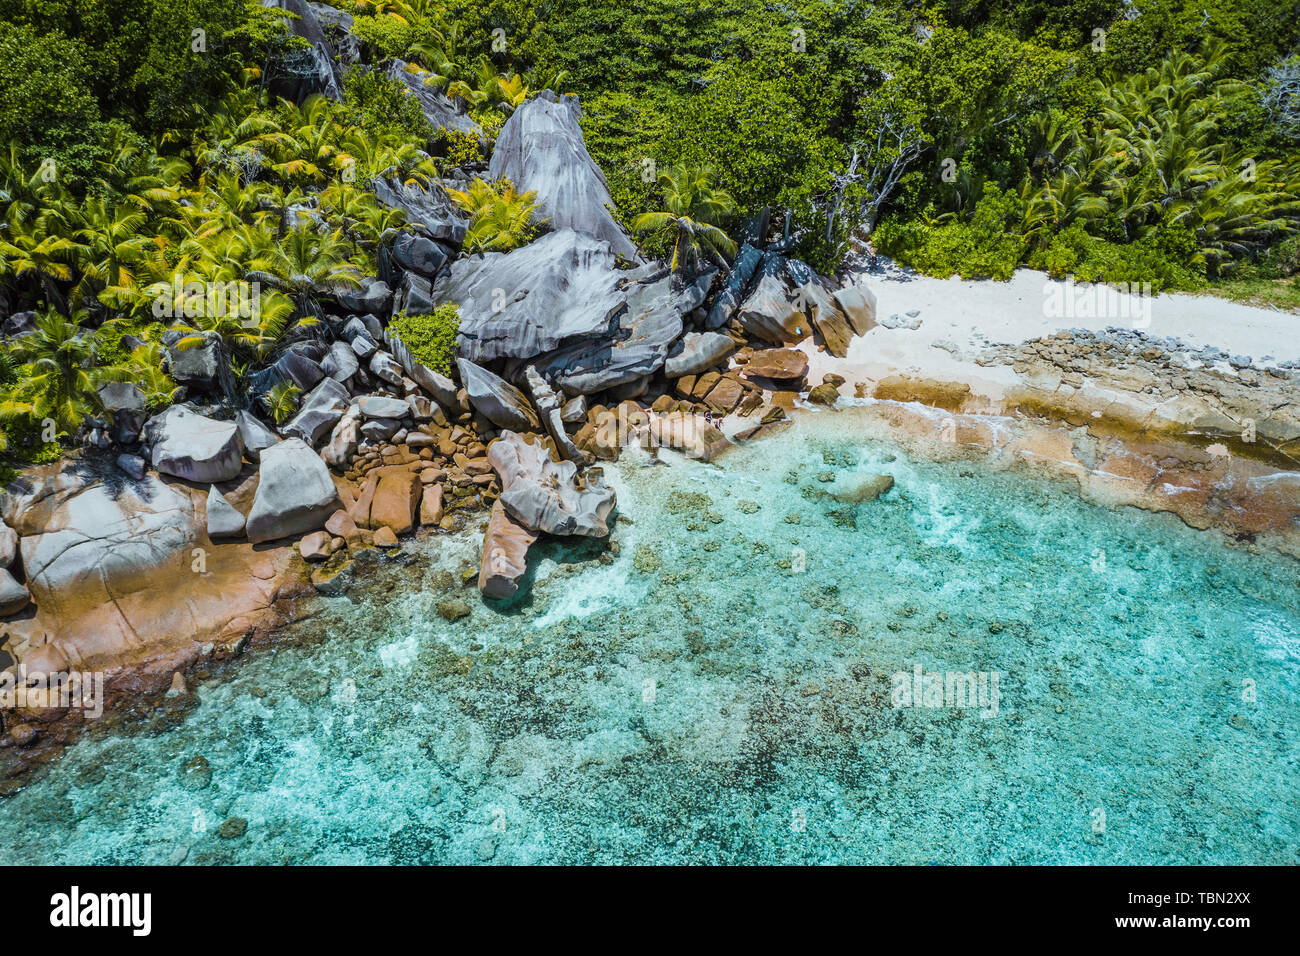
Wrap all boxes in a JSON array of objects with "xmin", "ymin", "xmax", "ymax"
[
  {"xmin": 247, "ymin": 224, "xmax": 362, "ymax": 321},
  {"xmin": 632, "ymin": 165, "xmax": 737, "ymax": 273},
  {"xmin": 1, "ymin": 311, "xmax": 99, "ymax": 433},
  {"xmin": 445, "ymin": 178, "xmax": 542, "ymax": 253}
]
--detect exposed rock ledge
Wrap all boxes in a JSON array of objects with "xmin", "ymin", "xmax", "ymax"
[{"xmin": 0, "ymin": 458, "xmax": 313, "ymax": 709}]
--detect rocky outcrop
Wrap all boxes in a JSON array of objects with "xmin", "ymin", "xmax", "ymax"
[
  {"xmin": 704, "ymin": 243, "xmax": 762, "ymax": 330},
  {"xmin": 737, "ymin": 271, "xmax": 809, "ymax": 344},
  {"xmin": 487, "ymin": 431, "xmax": 615, "ymax": 537},
  {"xmin": 457, "ymin": 359, "xmax": 540, "ymax": 431},
  {"xmin": 206, "ymin": 485, "xmax": 246, "ymax": 538},
  {"xmin": 525, "ymin": 264, "xmax": 714, "ymax": 395},
  {"xmin": 372, "ymin": 176, "xmax": 468, "ymax": 245},
  {"xmin": 0, "ymin": 461, "xmax": 306, "ymax": 686},
  {"xmin": 438, "ymin": 229, "xmax": 625, "ymax": 364},
  {"xmin": 97, "ymin": 383, "xmax": 149, "ymax": 445},
  {"xmin": 488, "ymin": 91, "xmax": 638, "ymax": 260},
  {"xmin": 664, "ymin": 331, "xmax": 736, "ymax": 378},
  {"xmin": 235, "ymin": 410, "xmax": 279, "ymax": 460},
  {"xmin": 478, "ymin": 500, "xmax": 537, "ymax": 600},
  {"xmin": 245, "ymin": 439, "xmax": 340, "ymax": 543},
  {"xmin": 386, "ymin": 59, "xmax": 480, "ymax": 139},
  {"xmin": 284, "ymin": 377, "xmax": 350, "ymax": 446},
  {"xmin": 523, "ymin": 365, "xmax": 586, "ymax": 463},
  {"xmin": 266, "ymin": 0, "xmax": 342, "ymax": 101},
  {"xmin": 144, "ymin": 406, "xmax": 245, "ymax": 483},
  {"xmin": 162, "ymin": 329, "xmax": 235, "ymax": 398}
]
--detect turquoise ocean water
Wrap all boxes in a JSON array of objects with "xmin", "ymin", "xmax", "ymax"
[{"xmin": 1, "ymin": 413, "xmax": 1297, "ymax": 864}]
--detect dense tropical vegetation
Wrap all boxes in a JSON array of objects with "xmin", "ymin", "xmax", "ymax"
[{"xmin": 2, "ymin": 0, "xmax": 1299, "ymax": 471}]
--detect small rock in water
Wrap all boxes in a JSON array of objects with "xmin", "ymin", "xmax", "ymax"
[
  {"xmin": 9, "ymin": 723, "xmax": 37, "ymax": 747},
  {"xmin": 217, "ymin": 817, "xmax": 248, "ymax": 839},
  {"xmin": 437, "ymin": 598, "xmax": 471, "ymax": 622},
  {"xmin": 178, "ymin": 755, "xmax": 212, "ymax": 791}
]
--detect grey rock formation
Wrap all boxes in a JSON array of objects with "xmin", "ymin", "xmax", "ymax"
[
  {"xmin": 392, "ymin": 271, "xmax": 435, "ymax": 316},
  {"xmin": 143, "ymin": 406, "xmax": 245, "ymax": 483},
  {"xmin": 488, "ymin": 91, "xmax": 638, "ymax": 260},
  {"xmin": 163, "ymin": 329, "xmax": 234, "ymax": 397},
  {"xmin": 392, "ymin": 232, "xmax": 449, "ymax": 279},
  {"xmin": 0, "ymin": 567, "xmax": 28, "ymax": 616},
  {"xmin": 335, "ymin": 276, "xmax": 392, "ymax": 315},
  {"xmin": 359, "ymin": 418, "xmax": 400, "ymax": 442},
  {"xmin": 488, "ymin": 431, "xmax": 615, "ymax": 537},
  {"xmin": 704, "ymin": 242, "xmax": 763, "ymax": 330},
  {"xmin": 664, "ymin": 331, "xmax": 736, "ymax": 378},
  {"xmin": 248, "ymin": 349, "xmax": 325, "ymax": 395},
  {"xmin": 206, "ymin": 486, "xmax": 246, "ymax": 538},
  {"xmin": 527, "ymin": 265, "xmax": 714, "ymax": 395},
  {"xmin": 372, "ymin": 176, "xmax": 468, "ymax": 245},
  {"xmin": 369, "ymin": 350, "xmax": 405, "ymax": 387},
  {"xmin": 356, "ymin": 395, "xmax": 412, "ymax": 420},
  {"xmin": 0, "ymin": 519, "xmax": 17, "ymax": 568},
  {"xmin": 523, "ymin": 366, "xmax": 586, "ymax": 463},
  {"xmin": 284, "ymin": 377, "xmax": 351, "ymax": 446},
  {"xmin": 321, "ymin": 406, "xmax": 360, "ymax": 468},
  {"xmin": 265, "ymin": 0, "xmax": 342, "ymax": 101},
  {"xmin": 245, "ymin": 438, "xmax": 340, "ymax": 544},
  {"xmin": 737, "ymin": 271, "xmax": 808, "ymax": 344},
  {"xmin": 457, "ymin": 359, "xmax": 540, "ymax": 431},
  {"xmin": 438, "ymin": 228, "xmax": 625, "ymax": 364},
  {"xmin": 97, "ymin": 382, "xmax": 149, "ymax": 444},
  {"xmin": 321, "ymin": 339, "xmax": 360, "ymax": 382},
  {"xmin": 235, "ymin": 410, "xmax": 279, "ymax": 461},
  {"xmin": 386, "ymin": 59, "xmax": 481, "ymax": 139}
]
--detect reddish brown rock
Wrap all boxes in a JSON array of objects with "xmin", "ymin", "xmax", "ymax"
[
  {"xmin": 370, "ymin": 469, "xmax": 421, "ymax": 535},
  {"xmin": 741, "ymin": 348, "xmax": 809, "ymax": 383},
  {"xmin": 479, "ymin": 500, "xmax": 538, "ymax": 599}
]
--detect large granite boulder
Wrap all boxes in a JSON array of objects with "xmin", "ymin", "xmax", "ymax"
[
  {"xmin": 392, "ymin": 232, "xmax": 449, "ymax": 280},
  {"xmin": 704, "ymin": 242, "xmax": 763, "ymax": 330},
  {"xmin": 321, "ymin": 405, "xmax": 361, "ymax": 468},
  {"xmin": 283, "ymin": 377, "xmax": 351, "ymax": 446},
  {"xmin": 0, "ymin": 567, "xmax": 28, "ymax": 616},
  {"xmin": 487, "ymin": 431, "xmax": 615, "ymax": 537},
  {"xmin": 308, "ymin": 2, "xmax": 361, "ymax": 65},
  {"xmin": 457, "ymin": 359, "xmax": 540, "ymax": 431},
  {"xmin": 320, "ymin": 339, "xmax": 359, "ymax": 382},
  {"xmin": 664, "ymin": 331, "xmax": 736, "ymax": 378},
  {"xmin": 392, "ymin": 271, "xmax": 435, "ymax": 316},
  {"xmin": 334, "ymin": 276, "xmax": 392, "ymax": 315},
  {"xmin": 488, "ymin": 91, "xmax": 638, "ymax": 260},
  {"xmin": 386, "ymin": 59, "xmax": 481, "ymax": 139},
  {"xmin": 97, "ymin": 382, "xmax": 149, "ymax": 445},
  {"xmin": 162, "ymin": 329, "xmax": 235, "ymax": 397},
  {"xmin": 245, "ymin": 439, "xmax": 340, "ymax": 543},
  {"xmin": 2, "ymin": 462, "xmax": 303, "ymax": 674},
  {"xmin": 478, "ymin": 500, "xmax": 537, "ymax": 600},
  {"xmin": 737, "ymin": 270, "xmax": 810, "ymax": 344},
  {"xmin": 235, "ymin": 410, "xmax": 279, "ymax": 461},
  {"xmin": 265, "ymin": 0, "xmax": 342, "ymax": 101},
  {"xmin": 524, "ymin": 265, "xmax": 713, "ymax": 395},
  {"xmin": 143, "ymin": 406, "xmax": 245, "ymax": 483},
  {"xmin": 438, "ymin": 228, "xmax": 625, "ymax": 364},
  {"xmin": 206, "ymin": 486, "xmax": 246, "ymax": 538},
  {"xmin": 834, "ymin": 283, "xmax": 878, "ymax": 336},
  {"xmin": 372, "ymin": 176, "xmax": 468, "ymax": 245},
  {"xmin": 247, "ymin": 348, "xmax": 325, "ymax": 396},
  {"xmin": 785, "ymin": 259, "xmax": 855, "ymax": 357},
  {"xmin": 16, "ymin": 472, "xmax": 197, "ymax": 623}
]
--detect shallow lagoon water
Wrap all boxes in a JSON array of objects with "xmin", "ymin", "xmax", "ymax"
[{"xmin": 2, "ymin": 415, "xmax": 1298, "ymax": 864}]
